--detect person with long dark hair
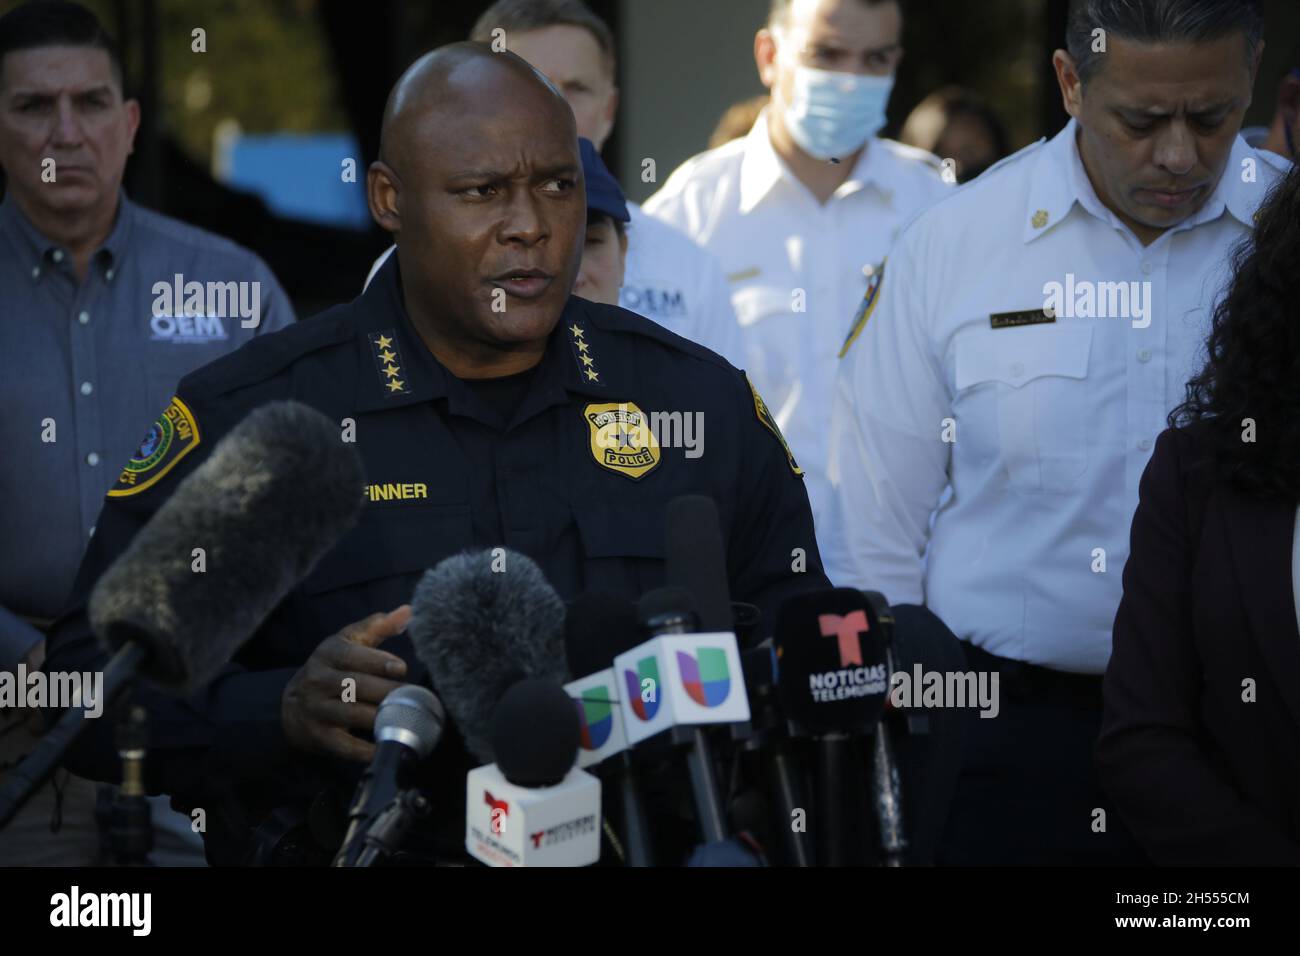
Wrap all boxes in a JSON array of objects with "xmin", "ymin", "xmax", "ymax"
[{"xmin": 1098, "ymin": 165, "xmax": 1300, "ymax": 865}]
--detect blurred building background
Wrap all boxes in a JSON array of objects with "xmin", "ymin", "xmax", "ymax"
[{"xmin": 2, "ymin": 0, "xmax": 1296, "ymax": 317}]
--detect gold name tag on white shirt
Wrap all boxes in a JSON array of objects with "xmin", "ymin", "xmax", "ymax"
[{"xmin": 990, "ymin": 309, "xmax": 1056, "ymax": 330}]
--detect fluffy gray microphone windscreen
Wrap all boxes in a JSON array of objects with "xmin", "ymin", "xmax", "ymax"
[
  {"xmin": 408, "ymin": 549, "xmax": 566, "ymax": 763},
  {"xmin": 88, "ymin": 400, "xmax": 365, "ymax": 694}
]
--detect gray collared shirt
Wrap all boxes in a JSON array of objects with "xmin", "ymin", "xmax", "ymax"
[{"xmin": 0, "ymin": 192, "xmax": 294, "ymax": 662}]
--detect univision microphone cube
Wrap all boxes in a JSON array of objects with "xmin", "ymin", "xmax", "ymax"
[
  {"xmin": 564, "ymin": 669, "xmax": 629, "ymax": 769},
  {"xmin": 614, "ymin": 633, "xmax": 750, "ymax": 746},
  {"xmin": 465, "ymin": 764, "xmax": 602, "ymax": 867}
]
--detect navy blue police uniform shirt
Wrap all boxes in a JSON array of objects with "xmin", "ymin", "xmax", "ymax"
[{"xmin": 44, "ymin": 253, "xmax": 830, "ymax": 862}]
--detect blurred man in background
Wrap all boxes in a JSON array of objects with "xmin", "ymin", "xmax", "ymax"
[
  {"xmin": 645, "ymin": 0, "xmax": 950, "ymax": 530},
  {"xmin": 0, "ymin": 0, "xmax": 292, "ymax": 865},
  {"xmin": 1241, "ymin": 54, "xmax": 1299, "ymax": 160},
  {"xmin": 899, "ymin": 84, "xmax": 1010, "ymax": 182},
  {"xmin": 824, "ymin": 0, "xmax": 1286, "ymax": 863},
  {"xmin": 365, "ymin": 0, "xmax": 741, "ymax": 363}
]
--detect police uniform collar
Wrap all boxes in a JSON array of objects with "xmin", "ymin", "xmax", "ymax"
[
  {"xmin": 352, "ymin": 252, "xmax": 441, "ymax": 412},
  {"xmin": 557, "ymin": 296, "xmax": 622, "ymax": 399},
  {"xmin": 739, "ymin": 108, "xmax": 884, "ymax": 214},
  {"xmin": 352, "ymin": 256, "xmax": 612, "ymax": 415}
]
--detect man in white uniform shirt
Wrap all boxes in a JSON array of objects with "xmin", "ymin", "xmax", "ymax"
[
  {"xmin": 364, "ymin": 0, "xmax": 740, "ymax": 363},
  {"xmin": 644, "ymin": 0, "xmax": 950, "ymax": 527},
  {"xmin": 824, "ymin": 0, "xmax": 1288, "ymax": 863}
]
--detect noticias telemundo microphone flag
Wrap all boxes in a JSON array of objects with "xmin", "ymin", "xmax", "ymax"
[{"xmin": 775, "ymin": 588, "xmax": 892, "ymax": 734}]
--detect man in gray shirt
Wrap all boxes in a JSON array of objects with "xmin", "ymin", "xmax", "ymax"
[{"xmin": 0, "ymin": 1, "xmax": 292, "ymax": 864}]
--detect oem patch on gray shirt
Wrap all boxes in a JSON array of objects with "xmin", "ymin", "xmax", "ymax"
[{"xmin": 0, "ymin": 192, "xmax": 295, "ymax": 661}]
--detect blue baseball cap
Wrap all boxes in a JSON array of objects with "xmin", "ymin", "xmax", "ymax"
[{"xmin": 579, "ymin": 137, "xmax": 630, "ymax": 223}]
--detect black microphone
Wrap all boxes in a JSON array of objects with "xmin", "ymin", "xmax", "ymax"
[
  {"xmin": 0, "ymin": 401, "xmax": 364, "ymax": 828},
  {"xmin": 775, "ymin": 587, "xmax": 894, "ymax": 865},
  {"xmin": 732, "ymin": 641, "xmax": 813, "ymax": 866},
  {"xmin": 664, "ymin": 495, "xmax": 733, "ymax": 632},
  {"xmin": 564, "ymin": 591, "xmax": 653, "ymax": 865},
  {"xmin": 407, "ymin": 548, "xmax": 566, "ymax": 763},
  {"xmin": 490, "ymin": 679, "xmax": 581, "ymax": 786},
  {"xmin": 464, "ymin": 678, "xmax": 601, "ymax": 867},
  {"xmin": 334, "ymin": 685, "xmax": 446, "ymax": 867}
]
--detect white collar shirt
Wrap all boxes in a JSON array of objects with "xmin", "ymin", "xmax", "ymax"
[
  {"xmin": 619, "ymin": 201, "xmax": 742, "ymax": 363},
  {"xmin": 823, "ymin": 118, "xmax": 1290, "ymax": 673},
  {"xmin": 644, "ymin": 109, "xmax": 951, "ymax": 526}
]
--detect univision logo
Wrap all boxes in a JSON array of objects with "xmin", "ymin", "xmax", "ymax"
[
  {"xmin": 676, "ymin": 648, "xmax": 730, "ymax": 707},
  {"xmin": 573, "ymin": 689, "xmax": 614, "ymax": 749},
  {"xmin": 622, "ymin": 656, "xmax": 661, "ymax": 721}
]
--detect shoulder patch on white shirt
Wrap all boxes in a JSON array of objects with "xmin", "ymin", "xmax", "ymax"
[{"xmin": 839, "ymin": 260, "xmax": 886, "ymax": 358}]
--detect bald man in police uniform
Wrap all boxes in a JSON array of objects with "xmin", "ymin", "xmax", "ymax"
[{"xmin": 44, "ymin": 43, "xmax": 829, "ymax": 865}]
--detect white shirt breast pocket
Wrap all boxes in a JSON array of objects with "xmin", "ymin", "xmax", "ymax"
[
  {"xmin": 731, "ymin": 284, "xmax": 803, "ymax": 419},
  {"xmin": 954, "ymin": 324, "xmax": 1094, "ymax": 493}
]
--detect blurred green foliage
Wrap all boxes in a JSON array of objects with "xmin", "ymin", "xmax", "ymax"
[{"xmin": 1, "ymin": 0, "xmax": 347, "ymax": 169}]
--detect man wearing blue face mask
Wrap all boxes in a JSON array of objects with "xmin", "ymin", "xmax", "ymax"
[{"xmin": 645, "ymin": 0, "xmax": 950, "ymax": 532}]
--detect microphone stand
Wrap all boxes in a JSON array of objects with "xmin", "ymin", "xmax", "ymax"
[
  {"xmin": 817, "ymin": 732, "xmax": 851, "ymax": 866},
  {"xmin": 349, "ymin": 788, "xmax": 431, "ymax": 867},
  {"xmin": 870, "ymin": 721, "xmax": 907, "ymax": 867},
  {"xmin": 0, "ymin": 643, "xmax": 146, "ymax": 829},
  {"xmin": 108, "ymin": 703, "xmax": 153, "ymax": 866},
  {"xmin": 615, "ymin": 754, "xmax": 654, "ymax": 866},
  {"xmin": 733, "ymin": 658, "xmax": 812, "ymax": 866},
  {"xmin": 649, "ymin": 610, "xmax": 728, "ymax": 844}
]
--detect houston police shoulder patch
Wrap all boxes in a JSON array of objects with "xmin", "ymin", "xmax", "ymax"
[
  {"xmin": 108, "ymin": 396, "xmax": 202, "ymax": 497},
  {"xmin": 584, "ymin": 401, "xmax": 660, "ymax": 480},
  {"xmin": 746, "ymin": 374, "xmax": 803, "ymax": 477}
]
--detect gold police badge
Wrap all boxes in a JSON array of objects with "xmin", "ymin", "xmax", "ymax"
[
  {"xmin": 108, "ymin": 396, "xmax": 202, "ymax": 497},
  {"xmin": 584, "ymin": 401, "xmax": 660, "ymax": 480}
]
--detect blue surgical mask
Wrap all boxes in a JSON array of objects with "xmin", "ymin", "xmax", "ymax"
[{"xmin": 783, "ymin": 65, "xmax": 894, "ymax": 161}]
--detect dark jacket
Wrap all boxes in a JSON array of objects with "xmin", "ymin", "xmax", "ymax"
[
  {"xmin": 1098, "ymin": 424, "xmax": 1300, "ymax": 865},
  {"xmin": 44, "ymin": 256, "xmax": 830, "ymax": 863}
]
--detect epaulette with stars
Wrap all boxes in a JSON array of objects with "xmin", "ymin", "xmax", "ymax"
[
  {"xmin": 567, "ymin": 320, "xmax": 604, "ymax": 386},
  {"xmin": 369, "ymin": 330, "xmax": 411, "ymax": 396}
]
